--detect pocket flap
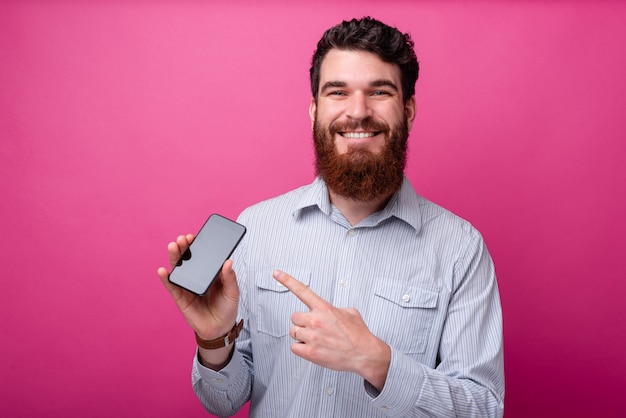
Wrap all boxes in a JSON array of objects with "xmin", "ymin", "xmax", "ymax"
[
  {"xmin": 255, "ymin": 269, "xmax": 311, "ymax": 292},
  {"xmin": 374, "ymin": 282, "xmax": 438, "ymax": 308}
]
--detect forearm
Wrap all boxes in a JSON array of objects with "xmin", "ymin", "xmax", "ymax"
[
  {"xmin": 367, "ymin": 233, "xmax": 505, "ymax": 417},
  {"xmin": 193, "ymin": 293, "xmax": 252, "ymax": 415},
  {"xmin": 367, "ymin": 349, "xmax": 504, "ymax": 418},
  {"xmin": 356, "ymin": 334, "xmax": 392, "ymax": 392},
  {"xmin": 197, "ymin": 344, "xmax": 234, "ymax": 370}
]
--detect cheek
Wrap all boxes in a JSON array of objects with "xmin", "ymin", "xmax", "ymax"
[
  {"xmin": 377, "ymin": 106, "xmax": 406, "ymax": 124},
  {"xmin": 316, "ymin": 101, "xmax": 346, "ymax": 121}
]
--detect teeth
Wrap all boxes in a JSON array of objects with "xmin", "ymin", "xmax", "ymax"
[{"xmin": 342, "ymin": 132, "xmax": 376, "ymax": 139}]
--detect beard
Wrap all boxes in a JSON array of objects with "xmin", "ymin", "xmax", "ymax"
[{"xmin": 313, "ymin": 116, "xmax": 409, "ymax": 202}]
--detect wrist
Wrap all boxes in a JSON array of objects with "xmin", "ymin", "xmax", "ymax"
[
  {"xmin": 195, "ymin": 319, "xmax": 244, "ymax": 350},
  {"xmin": 198, "ymin": 344, "xmax": 235, "ymax": 370},
  {"xmin": 361, "ymin": 338, "xmax": 391, "ymax": 391}
]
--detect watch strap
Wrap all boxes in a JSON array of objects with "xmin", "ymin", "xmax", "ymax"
[{"xmin": 195, "ymin": 319, "xmax": 244, "ymax": 350}]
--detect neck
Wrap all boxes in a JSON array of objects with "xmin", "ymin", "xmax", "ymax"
[{"xmin": 329, "ymin": 190, "xmax": 392, "ymax": 226}]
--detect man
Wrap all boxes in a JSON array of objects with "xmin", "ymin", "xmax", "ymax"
[{"xmin": 158, "ymin": 17, "xmax": 504, "ymax": 417}]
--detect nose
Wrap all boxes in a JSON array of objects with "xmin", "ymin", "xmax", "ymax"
[{"xmin": 345, "ymin": 92, "xmax": 372, "ymax": 120}]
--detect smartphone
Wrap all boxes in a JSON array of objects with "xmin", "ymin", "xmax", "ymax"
[{"xmin": 168, "ymin": 214, "xmax": 246, "ymax": 296}]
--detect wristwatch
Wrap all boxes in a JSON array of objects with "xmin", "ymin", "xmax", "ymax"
[{"xmin": 195, "ymin": 319, "xmax": 244, "ymax": 350}]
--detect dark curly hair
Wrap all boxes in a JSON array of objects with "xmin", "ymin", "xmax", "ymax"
[{"xmin": 310, "ymin": 17, "xmax": 419, "ymax": 105}]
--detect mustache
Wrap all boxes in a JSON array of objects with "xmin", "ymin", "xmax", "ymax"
[{"xmin": 328, "ymin": 118, "xmax": 390, "ymax": 137}]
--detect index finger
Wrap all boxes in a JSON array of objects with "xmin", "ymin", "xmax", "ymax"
[
  {"xmin": 272, "ymin": 270, "xmax": 329, "ymax": 310},
  {"xmin": 168, "ymin": 234, "xmax": 195, "ymax": 268}
]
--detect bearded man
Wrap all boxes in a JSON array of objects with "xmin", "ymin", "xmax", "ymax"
[{"xmin": 159, "ymin": 17, "xmax": 505, "ymax": 418}]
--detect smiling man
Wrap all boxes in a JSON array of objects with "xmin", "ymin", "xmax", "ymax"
[
  {"xmin": 312, "ymin": 48, "xmax": 415, "ymax": 222},
  {"xmin": 159, "ymin": 17, "xmax": 504, "ymax": 417}
]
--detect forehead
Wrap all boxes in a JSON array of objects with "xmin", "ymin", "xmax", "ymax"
[{"xmin": 319, "ymin": 49, "xmax": 402, "ymax": 88}]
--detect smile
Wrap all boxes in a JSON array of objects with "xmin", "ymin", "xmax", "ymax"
[{"xmin": 340, "ymin": 132, "xmax": 378, "ymax": 139}]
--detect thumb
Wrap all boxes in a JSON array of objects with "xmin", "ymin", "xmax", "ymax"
[{"xmin": 219, "ymin": 260, "xmax": 239, "ymax": 302}]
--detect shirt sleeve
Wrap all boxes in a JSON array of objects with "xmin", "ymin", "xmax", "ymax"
[
  {"xmin": 191, "ymin": 346, "xmax": 252, "ymax": 417},
  {"xmin": 365, "ymin": 230, "xmax": 505, "ymax": 417}
]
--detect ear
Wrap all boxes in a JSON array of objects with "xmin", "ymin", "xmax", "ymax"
[
  {"xmin": 405, "ymin": 96, "xmax": 417, "ymax": 131},
  {"xmin": 309, "ymin": 97, "xmax": 316, "ymax": 130}
]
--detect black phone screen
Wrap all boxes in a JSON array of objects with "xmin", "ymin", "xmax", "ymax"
[{"xmin": 168, "ymin": 214, "xmax": 246, "ymax": 296}]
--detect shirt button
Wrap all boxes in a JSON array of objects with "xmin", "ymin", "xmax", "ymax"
[
  {"xmin": 340, "ymin": 278, "xmax": 348, "ymax": 287},
  {"xmin": 381, "ymin": 406, "xmax": 389, "ymax": 411},
  {"xmin": 402, "ymin": 294, "xmax": 411, "ymax": 303},
  {"xmin": 348, "ymin": 229, "xmax": 356, "ymax": 236},
  {"xmin": 325, "ymin": 387, "xmax": 334, "ymax": 396}
]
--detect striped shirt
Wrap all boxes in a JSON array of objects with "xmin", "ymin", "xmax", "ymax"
[{"xmin": 192, "ymin": 176, "xmax": 504, "ymax": 417}]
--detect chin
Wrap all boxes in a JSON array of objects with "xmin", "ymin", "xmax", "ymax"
[{"xmin": 338, "ymin": 139, "xmax": 386, "ymax": 155}]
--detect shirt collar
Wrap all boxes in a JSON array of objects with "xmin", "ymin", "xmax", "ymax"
[
  {"xmin": 382, "ymin": 176, "xmax": 422, "ymax": 233},
  {"xmin": 292, "ymin": 176, "xmax": 423, "ymax": 233},
  {"xmin": 292, "ymin": 177, "xmax": 333, "ymax": 216}
]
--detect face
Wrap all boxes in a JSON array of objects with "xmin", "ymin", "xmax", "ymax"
[{"xmin": 310, "ymin": 49, "xmax": 416, "ymax": 201}]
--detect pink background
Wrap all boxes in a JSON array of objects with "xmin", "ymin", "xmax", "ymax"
[{"xmin": 2, "ymin": 1, "xmax": 625, "ymax": 417}]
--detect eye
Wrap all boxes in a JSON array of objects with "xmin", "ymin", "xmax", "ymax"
[
  {"xmin": 372, "ymin": 90, "xmax": 391, "ymax": 97},
  {"xmin": 328, "ymin": 90, "xmax": 347, "ymax": 96}
]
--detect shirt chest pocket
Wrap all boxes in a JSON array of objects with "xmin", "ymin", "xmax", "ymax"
[
  {"xmin": 254, "ymin": 269, "xmax": 311, "ymax": 338},
  {"xmin": 369, "ymin": 282, "xmax": 440, "ymax": 354}
]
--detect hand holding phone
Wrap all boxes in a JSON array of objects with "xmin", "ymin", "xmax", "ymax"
[{"xmin": 168, "ymin": 214, "xmax": 246, "ymax": 296}]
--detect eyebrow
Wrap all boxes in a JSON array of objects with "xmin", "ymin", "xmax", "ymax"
[
  {"xmin": 320, "ymin": 79, "xmax": 399, "ymax": 94},
  {"xmin": 369, "ymin": 79, "xmax": 399, "ymax": 91},
  {"xmin": 320, "ymin": 81, "xmax": 347, "ymax": 93}
]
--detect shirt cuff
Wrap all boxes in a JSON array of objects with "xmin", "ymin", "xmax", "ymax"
[
  {"xmin": 194, "ymin": 346, "xmax": 244, "ymax": 390},
  {"xmin": 364, "ymin": 347, "xmax": 424, "ymax": 417}
]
